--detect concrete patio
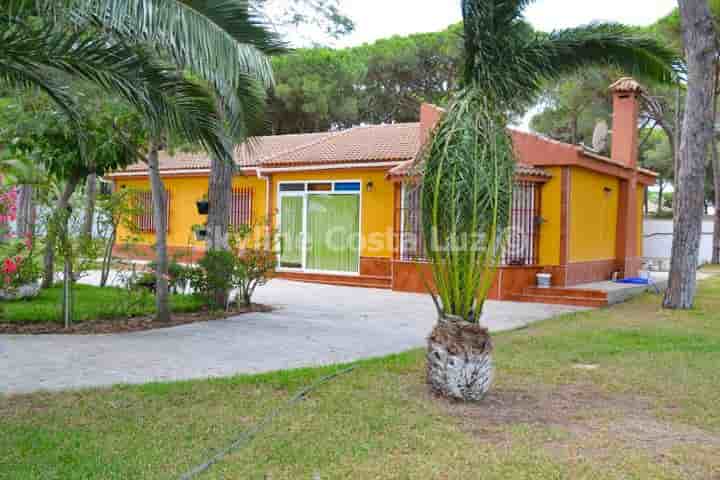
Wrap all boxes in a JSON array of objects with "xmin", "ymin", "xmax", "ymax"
[{"xmin": 0, "ymin": 279, "xmax": 587, "ymax": 394}]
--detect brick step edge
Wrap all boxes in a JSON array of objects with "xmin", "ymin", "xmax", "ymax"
[
  {"xmin": 524, "ymin": 287, "xmax": 608, "ymax": 300},
  {"xmin": 509, "ymin": 294, "xmax": 607, "ymax": 308},
  {"xmin": 275, "ymin": 274, "xmax": 392, "ymax": 290}
]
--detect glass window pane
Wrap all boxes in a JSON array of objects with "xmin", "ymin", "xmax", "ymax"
[
  {"xmin": 308, "ymin": 183, "xmax": 332, "ymax": 191},
  {"xmin": 334, "ymin": 182, "xmax": 361, "ymax": 192},
  {"xmin": 306, "ymin": 194, "xmax": 359, "ymax": 272},
  {"xmin": 280, "ymin": 196, "xmax": 303, "ymax": 268},
  {"xmin": 280, "ymin": 183, "xmax": 305, "ymax": 192}
]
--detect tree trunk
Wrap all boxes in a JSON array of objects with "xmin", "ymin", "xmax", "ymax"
[
  {"xmin": 711, "ymin": 61, "xmax": 720, "ymax": 264},
  {"xmin": 16, "ymin": 184, "xmax": 35, "ymax": 238},
  {"xmin": 207, "ymin": 153, "xmax": 232, "ymax": 252},
  {"xmin": 147, "ymin": 144, "xmax": 171, "ymax": 322},
  {"xmin": 657, "ymin": 180, "xmax": 665, "ymax": 215},
  {"xmin": 42, "ymin": 173, "xmax": 81, "ymax": 289},
  {"xmin": 664, "ymin": 0, "xmax": 717, "ymax": 309},
  {"xmin": 427, "ymin": 320, "xmax": 493, "ymax": 401},
  {"xmin": 712, "ymin": 136, "xmax": 720, "ymax": 263},
  {"xmin": 206, "ymin": 153, "xmax": 234, "ymax": 308},
  {"xmin": 82, "ymin": 171, "xmax": 97, "ymax": 238}
]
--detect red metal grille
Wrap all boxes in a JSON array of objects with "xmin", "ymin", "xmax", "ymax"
[
  {"xmin": 132, "ymin": 190, "xmax": 170, "ymax": 233},
  {"xmin": 399, "ymin": 181, "xmax": 541, "ymax": 266},
  {"xmin": 230, "ymin": 187, "xmax": 253, "ymax": 226},
  {"xmin": 399, "ymin": 184, "xmax": 425, "ymax": 261},
  {"xmin": 502, "ymin": 181, "xmax": 540, "ymax": 266}
]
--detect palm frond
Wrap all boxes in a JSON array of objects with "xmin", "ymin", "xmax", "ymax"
[
  {"xmin": 530, "ymin": 23, "xmax": 679, "ymax": 87},
  {"xmin": 420, "ymin": 88, "xmax": 515, "ymax": 321},
  {"xmin": 1, "ymin": 18, "xmax": 230, "ymax": 163},
  {"xmin": 461, "ymin": 1, "xmax": 678, "ymax": 109},
  {"xmin": 60, "ymin": 0, "xmax": 284, "ymax": 91}
]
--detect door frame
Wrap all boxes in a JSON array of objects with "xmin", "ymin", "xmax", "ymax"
[{"xmin": 276, "ymin": 180, "xmax": 363, "ymax": 276}]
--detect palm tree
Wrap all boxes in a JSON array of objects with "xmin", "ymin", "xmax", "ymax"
[
  {"xmin": 422, "ymin": 0, "xmax": 677, "ymax": 401},
  {"xmin": 2, "ymin": 8, "xmax": 231, "ymax": 291},
  {"xmin": 58, "ymin": 0, "xmax": 284, "ymax": 316}
]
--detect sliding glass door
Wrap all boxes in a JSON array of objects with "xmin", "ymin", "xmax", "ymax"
[
  {"xmin": 278, "ymin": 182, "xmax": 361, "ymax": 274},
  {"xmin": 279, "ymin": 195, "xmax": 303, "ymax": 269}
]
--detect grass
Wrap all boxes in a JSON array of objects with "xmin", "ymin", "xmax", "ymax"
[
  {"xmin": 2, "ymin": 277, "xmax": 720, "ymax": 479},
  {"xmin": 0, "ymin": 284, "xmax": 205, "ymax": 324}
]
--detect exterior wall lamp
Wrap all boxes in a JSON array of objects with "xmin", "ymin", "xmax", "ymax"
[{"xmin": 366, "ymin": 181, "xmax": 374, "ymax": 192}]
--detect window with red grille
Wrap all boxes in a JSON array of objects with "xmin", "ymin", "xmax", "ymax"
[
  {"xmin": 230, "ymin": 187, "xmax": 253, "ymax": 227},
  {"xmin": 131, "ymin": 190, "xmax": 170, "ymax": 233}
]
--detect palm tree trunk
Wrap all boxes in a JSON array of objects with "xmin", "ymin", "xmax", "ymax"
[
  {"xmin": 207, "ymin": 154, "xmax": 232, "ymax": 252},
  {"xmin": 16, "ymin": 184, "xmax": 35, "ymax": 238},
  {"xmin": 42, "ymin": 173, "xmax": 81, "ymax": 289},
  {"xmin": 664, "ymin": 0, "xmax": 717, "ymax": 309},
  {"xmin": 206, "ymin": 153, "xmax": 233, "ymax": 308},
  {"xmin": 147, "ymin": 143, "xmax": 171, "ymax": 322},
  {"xmin": 82, "ymin": 171, "xmax": 97, "ymax": 238}
]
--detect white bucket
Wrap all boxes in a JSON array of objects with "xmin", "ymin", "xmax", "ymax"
[{"xmin": 536, "ymin": 273, "xmax": 552, "ymax": 288}]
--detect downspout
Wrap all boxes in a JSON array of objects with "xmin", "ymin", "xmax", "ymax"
[{"xmin": 256, "ymin": 169, "xmax": 272, "ymax": 250}]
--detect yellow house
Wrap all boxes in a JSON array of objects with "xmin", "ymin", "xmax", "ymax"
[{"xmin": 109, "ymin": 77, "xmax": 655, "ymax": 306}]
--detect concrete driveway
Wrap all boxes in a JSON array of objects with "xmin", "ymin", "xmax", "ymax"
[{"xmin": 0, "ymin": 280, "xmax": 586, "ymax": 394}]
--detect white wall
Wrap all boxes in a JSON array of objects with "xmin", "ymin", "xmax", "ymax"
[{"xmin": 643, "ymin": 218, "xmax": 715, "ymax": 265}]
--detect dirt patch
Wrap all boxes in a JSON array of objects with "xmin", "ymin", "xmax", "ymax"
[
  {"xmin": 436, "ymin": 383, "xmax": 637, "ymax": 434},
  {"xmin": 434, "ymin": 383, "xmax": 720, "ymax": 477},
  {"xmin": 0, "ymin": 304, "xmax": 273, "ymax": 335}
]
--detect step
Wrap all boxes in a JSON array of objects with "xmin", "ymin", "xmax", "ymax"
[
  {"xmin": 524, "ymin": 286, "xmax": 608, "ymax": 300},
  {"xmin": 509, "ymin": 293, "xmax": 607, "ymax": 308},
  {"xmin": 275, "ymin": 272, "xmax": 392, "ymax": 290}
]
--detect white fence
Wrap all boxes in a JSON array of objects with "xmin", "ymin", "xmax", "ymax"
[{"xmin": 643, "ymin": 218, "xmax": 715, "ymax": 266}]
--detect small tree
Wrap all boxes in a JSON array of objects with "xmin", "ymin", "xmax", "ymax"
[
  {"xmin": 96, "ymin": 187, "xmax": 143, "ymax": 287},
  {"xmin": 229, "ymin": 222, "xmax": 276, "ymax": 308}
]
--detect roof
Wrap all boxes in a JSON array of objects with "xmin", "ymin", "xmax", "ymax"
[
  {"xmin": 386, "ymin": 159, "xmax": 551, "ymax": 180},
  {"xmin": 120, "ymin": 124, "xmax": 420, "ymax": 174},
  {"xmin": 609, "ymin": 77, "xmax": 645, "ymax": 94}
]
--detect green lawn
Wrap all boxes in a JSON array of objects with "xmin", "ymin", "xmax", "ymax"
[
  {"xmin": 0, "ymin": 284, "xmax": 205, "ymax": 324},
  {"xmin": 2, "ymin": 277, "xmax": 720, "ymax": 479}
]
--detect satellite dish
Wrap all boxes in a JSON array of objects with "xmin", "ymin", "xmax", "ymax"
[{"xmin": 592, "ymin": 120, "xmax": 609, "ymax": 152}]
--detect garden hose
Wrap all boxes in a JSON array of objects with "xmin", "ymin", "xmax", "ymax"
[{"xmin": 178, "ymin": 365, "xmax": 356, "ymax": 480}]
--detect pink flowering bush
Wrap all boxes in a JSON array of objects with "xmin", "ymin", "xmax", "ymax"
[
  {"xmin": 0, "ymin": 183, "xmax": 40, "ymax": 291},
  {"xmin": 0, "ymin": 235, "xmax": 39, "ymax": 290},
  {"xmin": 0, "ymin": 184, "xmax": 17, "ymax": 230}
]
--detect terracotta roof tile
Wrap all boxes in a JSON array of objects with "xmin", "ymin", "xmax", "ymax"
[
  {"xmin": 387, "ymin": 159, "xmax": 551, "ymax": 179},
  {"xmin": 609, "ymin": 77, "xmax": 644, "ymax": 94},
  {"xmin": 120, "ymin": 125, "xmax": 417, "ymax": 173}
]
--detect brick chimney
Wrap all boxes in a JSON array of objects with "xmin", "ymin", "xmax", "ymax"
[
  {"xmin": 419, "ymin": 103, "xmax": 445, "ymax": 145},
  {"xmin": 609, "ymin": 77, "xmax": 643, "ymax": 168},
  {"xmin": 609, "ymin": 77, "xmax": 644, "ymax": 279}
]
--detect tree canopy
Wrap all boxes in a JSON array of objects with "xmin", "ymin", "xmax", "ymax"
[{"xmin": 269, "ymin": 24, "xmax": 462, "ymax": 133}]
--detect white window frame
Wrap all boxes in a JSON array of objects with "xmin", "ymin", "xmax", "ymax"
[{"xmin": 276, "ymin": 180, "xmax": 363, "ymax": 276}]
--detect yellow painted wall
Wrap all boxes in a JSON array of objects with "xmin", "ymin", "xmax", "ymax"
[
  {"xmin": 271, "ymin": 169, "xmax": 394, "ymax": 259},
  {"xmin": 115, "ymin": 174, "xmax": 267, "ymax": 249},
  {"xmin": 569, "ymin": 167, "xmax": 619, "ymax": 262},
  {"xmin": 538, "ymin": 167, "xmax": 562, "ymax": 265}
]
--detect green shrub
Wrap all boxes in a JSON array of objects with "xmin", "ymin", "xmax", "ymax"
[{"xmin": 193, "ymin": 250, "xmax": 236, "ymax": 309}]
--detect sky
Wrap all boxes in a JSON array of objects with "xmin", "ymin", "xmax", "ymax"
[{"xmin": 336, "ymin": 0, "xmax": 678, "ymax": 48}]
